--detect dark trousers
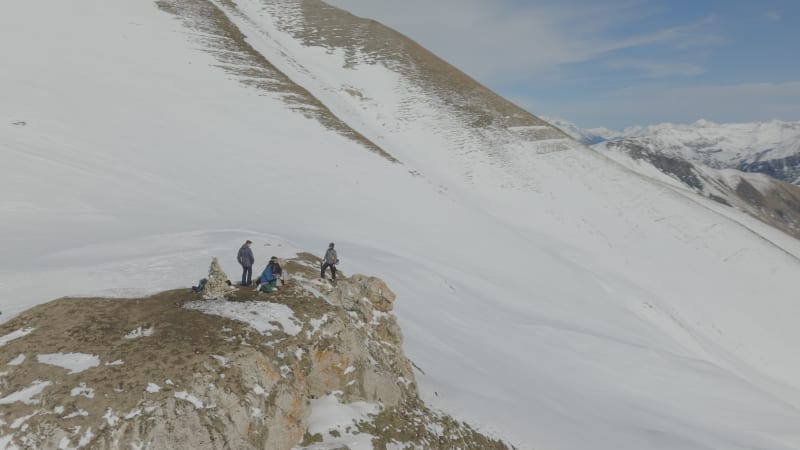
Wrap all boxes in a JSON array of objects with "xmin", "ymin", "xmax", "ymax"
[
  {"xmin": 321, "ymin": 263, "xmax": 337, "ymax": 280},
  {"xmin": 241, "ymin": 265, "xmax": 252, "ymax": 286}
]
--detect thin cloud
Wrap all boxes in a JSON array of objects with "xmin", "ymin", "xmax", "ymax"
[
  {"xmin": 528, "ymin": 81, "xmax": 800, "ymax": 128},
  {"xmin": 766, "ymin": 11, "xmax": 782, "ymax": 21},
  {"xmin": 607, "ymin": 59, "xmax": 705, "ymax": 78},
  {"xmin": 325, "ymin": 0, "xmax": 720, "ymax": 82},
  {"xmin": 604, "ymin": 15, "xmax": 721, "ymax": 51}
]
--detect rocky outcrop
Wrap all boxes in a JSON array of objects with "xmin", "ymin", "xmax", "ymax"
[
  {"xmin": 738, "ymin": 153, "xmax": 800, "ymax": 185},
  {"xmin": 0, "ymin": 254, "xmax": 509, "ymax": 450},
  {"xmin": 204, "ymin": 256, "xmax": 236, "ymax": 299},
  {"xmin": 610, "ymin": 139, "xmax": 705, "ymax": 191}
]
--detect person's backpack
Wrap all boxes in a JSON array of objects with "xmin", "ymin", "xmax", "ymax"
[{"xmin": 191, "ymin": 278, "xmax": 207, "ymax": 293}]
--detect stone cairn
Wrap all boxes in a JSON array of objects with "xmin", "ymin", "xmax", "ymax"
[{"xmin": 204, "ymin": 257, "xmax": 236, "ymax": 299}]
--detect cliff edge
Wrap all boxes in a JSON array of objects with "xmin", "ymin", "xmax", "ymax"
[{"xmin": 0, "ymin": 253, "xmax": 509, "ymax": 450}]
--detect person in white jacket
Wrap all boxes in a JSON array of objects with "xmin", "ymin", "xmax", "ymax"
[{"xmin": 320, "ymin": 242, "xmax": 339, "ymax": 280}]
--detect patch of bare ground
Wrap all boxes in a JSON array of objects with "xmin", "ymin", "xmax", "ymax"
[{"xmin": 735, "ymin": 178, "xmax": 800, "ymax": 240}]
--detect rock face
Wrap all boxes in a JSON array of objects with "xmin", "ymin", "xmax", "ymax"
[
  {"xmin": 0, "ymin": 254, "xmax": 508, "ymax": 450},
  {"xmin": 738, "ymin": 153, "xmax": 800, "ymax": 185}
]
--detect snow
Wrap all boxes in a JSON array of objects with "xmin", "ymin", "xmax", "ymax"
[
  {"xmin": 715, "ymin": 168, "xmax": 778, "ymax": 194},
  {"xmin": 0, "ymin": 329, "xmax": 34, "ymax": 347},
  {"xmin": 102, "ymin": 409, "xmax": 120, "ymax": 427},
  {"xmin": 62, "ymin": 410, "xmax": 89, "ymax": 420},
  {"xmin": 0, "ymin": 1, "xmax": 799, "ymax": 449},
  {"xmin": 0, "ymin": 381, "xmax": 51, "ymax": 405},
  {"xmin": 252, "ymin": 385, "xmax": 267, "ymax": 396},
  {"xmin": 57, "ymin": 427, "xmax": 94, "ymax": 450},
  {"xmin": 309, "ymin": 314, "xmax": 329, "ymax": 333},
  {"xmin": 184, "ymin": 300, "xmax": 302, "ymax": 336},
  {"xmin": 301, "ymin": 393, "xmax": 381, "ymax": 450},
  {"xmin": 124, "ymin": 326, "xmax": 154, "ymax": 340},
  {"xmin": 569, "ymin": 117, "xmax": 800, "ymax": 168},
  {"xmin": 10, "ymin": 411, "xmax": 38, "ymax": 429},
  {"xmin": 210, "ymin": 355, "xmax": 229, "ymax": 367},
  {"xmin": 145, "ymin": 383, "xmax": 161, "ymax": 394},
  {"xmin": 124, "ymin": 409, "xmax": 142, "ymax": 420},
  {"xmin": 174, "ymin": 391, "xmax": 205, "ymax": 409},
  {"xmin": 36, "ymin": 353, "xmax": 100, "ymax": 374},
  {"xmin": 6, "ymin": 354, "xmax": 25, "ymax": 366},
  {"xmin": 70, "ymin": 383, "xmax": 95, "ymax": 399},
  {"xmin": 0, "ymin": 435, "xmax": 19, "ymax": 450},
  {"xmin": 542, "ymin": 116, "xmax": 620, "ymax": 144}
]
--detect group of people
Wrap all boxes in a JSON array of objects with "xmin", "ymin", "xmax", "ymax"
[
  {"xmin": 237, "ymin": 240, "xmax": 340, "ymax": 293},
  {"xmin": 236, "ymin": 240, "xmax": 283, "ymax": 292}
]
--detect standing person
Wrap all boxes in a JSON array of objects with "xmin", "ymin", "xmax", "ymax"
[
  {"xmin": 321, "ymin": 242, "xmax": 339, "ymax": 281},
  {"xmin": 237, "ymin": 240, "xmax": 255, "ymax": 286}
]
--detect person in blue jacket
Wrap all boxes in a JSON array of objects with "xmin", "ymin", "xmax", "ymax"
[{"xmin": 258, "ymin": 257, "xmax": 283, "ymax": 292}]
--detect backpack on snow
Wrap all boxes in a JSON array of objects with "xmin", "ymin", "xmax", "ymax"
[{"xmin": 191, "ymin": 278, "xmax": 207, "ymax": 293}]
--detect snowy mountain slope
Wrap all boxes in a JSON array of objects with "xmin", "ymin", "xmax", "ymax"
[
  {"xmin": 555, "ymin": 117, "xmax": 800, "ymax": 184},
  {"xmin": 555, "ymin": 116, "xmax": 800, "ymax": 241},
  {"xmin": 619, "ymin": 120, "xmax": 800, "ymax": 174},
  {"xmin": 2, "ymin": 1, "xmax": 800, "ymax": 449},
  {"xmin": 199, "ymin": 0, "xmax": 573, "ymax": 190},
  {"xmin": 542, "ymin": 116, "xmax": 619, "ymax": 145},
  {"xmin": 596, "ymin": 138, "xmax": 800, "ymax": 241}
]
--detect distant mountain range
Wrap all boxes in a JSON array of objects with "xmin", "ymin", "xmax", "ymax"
[
  {"xmin": 547, "ymin": 117, "xmax": 800, "ymax": 184},
  {"xmin": 598, "ymin": 138, "xmax": 800, "ymax": 240},
  {"xmin": 544, "ymin": 117, "xmax": 800, "ymax": 240}
]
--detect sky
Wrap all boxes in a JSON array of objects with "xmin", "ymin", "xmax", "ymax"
[{"xmin": 325, "ymin": 0, "xmax": 800, "ymax": 129}]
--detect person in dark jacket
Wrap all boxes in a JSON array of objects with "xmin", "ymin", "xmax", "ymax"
[
  {"xmin": 320, "ymin": 242, "xmax": 338, "ymax": 280},
  {"xmin": 237, "ymin": 240, "xmax": 255, "ymax": 286},
  {"xmin": 258, "ymin": 256, "xmax": 283, "ymax": 292}
]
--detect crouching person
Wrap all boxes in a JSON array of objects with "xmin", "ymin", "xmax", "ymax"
[{"xmin": 258, "ymin": 256, "xmax": 283, "ymax": 293}]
